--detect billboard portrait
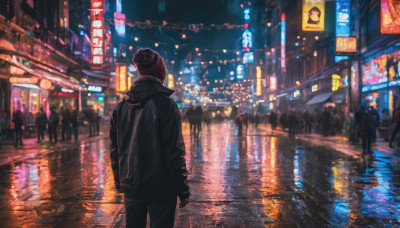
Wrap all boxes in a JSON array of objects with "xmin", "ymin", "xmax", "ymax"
[
  {"xmin": 381, "ymin": 0, "xmax": 400, "ymax": 34},
  {"xmin": 302, "ymin": 0, "xmax": 325, "ymax": 31}
]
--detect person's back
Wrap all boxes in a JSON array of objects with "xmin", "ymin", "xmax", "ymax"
[
  {"xmin": 49, "ymin": 110, "xmax": 59, "ymax": 127},
  {"xmin": 110, "ymin": 49, "xmax": 189, "ymax": 228}
]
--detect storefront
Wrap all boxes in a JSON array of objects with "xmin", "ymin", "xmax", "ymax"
[
  {"xmin": 82, "ymin": 85, "xmax": 105, "ymax": 116},
  {"xmin": 49, "ymin": 88, "xmax": 79, "ymax": 112},
  {"xmin": 360, "ymin": 49, "xmax": 400, "ymax": 117}
]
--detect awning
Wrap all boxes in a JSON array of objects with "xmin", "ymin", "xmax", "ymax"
[
  {"xmin": 332, "ymin": 89, "xmax": 346, "ymax": 103},
  {"xmin": 306, "ymin": 92, "xmax": 332, "ymax": 105}
]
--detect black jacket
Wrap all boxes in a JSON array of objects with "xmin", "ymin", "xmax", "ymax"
[{"xmin": 110, "ymin": 76, "xmax": 190, "ymax": 199}]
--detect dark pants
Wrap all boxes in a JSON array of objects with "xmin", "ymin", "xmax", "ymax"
[
  {"xmin": 62, "ymin": 123, "xmax": 71, "ymax": 140},
  {"xmin": 362, "ymin": 130, "xmax": 373, "ymax": 154},
  {"xmin": 271, "ymin": 123, "xmax": 277, "ymax": 130},
  {"xmin": 89, "ymin": 122, "xmax": 95, "ymax": 137},
  {"xmin": 289, "ymin": 125, "xmax": 296, "ymax": 137},
  {"xmin": 195, "ymin": 121, "xmax": 201, "ymax": 133},
  {"xmin": 14, "ymin": 128, "xmax": 22, "ymax": 146},
  {"xmin": 124, "ymin": 192, "xmax": 177, "ymax": 228},
  {"xmin": 322, "ymin": 126, "xmax": 329, "ymax": 137},
  {"xmin": 72, "ymin": 125, "xmax": 78, "ymax": 141},
  {"xmin": 389, "ymin": 123, "xmax": 400, "ymax": 146},
  {"xmin": 306, "ymin": 123, "xmax": 312, "ymax": 133},
  {"xmin": 49, "ymin": 126, "xmax": 58, "ymax": 143},
  {"xmin": 37, "ymin": 128, "xmax": 45, "ymax": 141}
]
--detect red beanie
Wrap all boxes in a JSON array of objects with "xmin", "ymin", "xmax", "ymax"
[{"xmin": 133, "ymin": 48, "xmax": 166, "ymax": 83}]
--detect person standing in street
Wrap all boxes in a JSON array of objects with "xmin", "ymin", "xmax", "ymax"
[
  {"xmin": 110, "ymin": 48, "xmax": 190, "ymax": 228},
  {"xmin": 287, "ymin": 111, "xmax": 297, "ymax": 138},
  {"xmin": 71, "ymin": 108, "xmax": 79, "ymax": 142},
  {"xmin": 269, "ymin": 111, "xmax": 277, "ymax": 131},
  {"xmin": 35, "ymin": 107, "xmax": 47, "ymax": 142},
  {"xmin": 236, "ymin": 113, "xmax": 244, "ymax": 136},
  {"xmin": 61, "ymin": 107, "xmax": 71, "ymax": 141},
  {"xmin": 12, "ymin": 109, "xmax": 24, "ymax": 147},
  {"xmin": 360, "ymin": 107, "xmax": 374, "ymax": 154},
  {"xmin": 389, "ymin": 106, "xmax": 400, "ymax": 148},
  {"xmin": 194, "ymin": 105, "xmax": 203, "ymax": 133},
  {"xmin": 320, "ymin": 107, "xmax": 331, "ymax": 137},
  {"xmin": 48, "ymin": 107, "xmax": 59, "ymax": 144}
]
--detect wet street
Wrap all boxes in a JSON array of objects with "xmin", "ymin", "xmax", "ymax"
[{"xmin": 1, "ymin": 122, "xmax": 400, "ymax": 227}]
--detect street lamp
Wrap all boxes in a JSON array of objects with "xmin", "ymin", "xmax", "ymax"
[
  {"xmin": 134, "ymin": 37, "xmax": 139, "ymax": 42},
  {"xmin": 155, "ymin": 42, "xmax": 159, "ymax": 47},
  {"xmin": 175, "ymin": 44, "xmax": 179, "ymax": 49}
]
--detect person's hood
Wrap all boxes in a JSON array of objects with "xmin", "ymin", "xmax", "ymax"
[{"xmin": 125, "ymin": 75, "xmax": 174, "ymax": 107}]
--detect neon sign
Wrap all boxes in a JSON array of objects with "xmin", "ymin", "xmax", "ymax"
[
  {"xmin": 9, "ymin": 77, "xmax": 39, "ymax": 84},
  {"xmin": 256, "ymin": 66, "xmax": 262, "ymax": 96},
  {"xmin": 281, "ymin": 13, "xmax": 286, "ymax": 72},
  {"xmin": 91, "ymin": 0, "xmax": 104, "ymax": 66},
  {"xmin": 336, "ymin": 37, "xmax": 357, "ymax": 53},
  {"xmin": 242, "ymin": 29, "xmax": 252, "ymax": 52},
  {"xmin": 114, "ymin": 12, "xmax": 126, "ymax": 37},
  {"xmin": 116, "ymin": 65, "xmax": 127, "ymax": 92},
  {"xmin": 270, "ymin": 76, "xmax": 277, "ymax": 92}
]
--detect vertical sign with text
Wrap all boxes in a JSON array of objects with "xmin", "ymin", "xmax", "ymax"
[{"xmin": 91, "ymin": 0, "xmax": 104, "ymax": 67}]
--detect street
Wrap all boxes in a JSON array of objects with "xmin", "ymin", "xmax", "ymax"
[{"xmin": 0, "ymin": 122, "xmax": 399, "ymax": 227}]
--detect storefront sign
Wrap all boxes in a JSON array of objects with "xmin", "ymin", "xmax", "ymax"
[
  {"xmin": 336, "ymin": 37, "xmax": 356, "ymax": 53},
  {"xmin": 9, "ymin": 66, "xmax": 26, "ymax": 75},
  {"xmin": 51, "ymin": 92, "xmax": 78, "ymax": 99},
  {"xmin": 332, "ymin": 74, "xmax": 341, "ymax": 91},
  {"xmin": 302, "ymin": 0, "xmax": 325, "ymax": 31},
  {"xmin": 294, "ymin": 90, "xmax": 301, "ymax": 98},
  {"xmin": 256, "ymin": 66, "xmax": 262, "ymax": 96},
  {"xmin": 281, "ymin": 13, "xmax": 286, "ymax": 72},
  {"xmin": 91, "ymin": 0, "xmax": 104, "ymax": 66},
  {"xmin": 40, "ymin": 79, "xmax": 53, "ymax": 90},
  {"xmin": 116, "ymin": 65, "xmax": 127, "ymax": 92},
  {"xmin": 243, "ymin": 52, "xmax": 253, "ymax": 63},
  {"xmin": 362, "ymin": 82, "xmax": 388, "ymax": 92},
  {"xmin": 237, "ymin": 64, "xmax": 245, "ymax": 80},
  {"xmin": 312, "ymin": 84, "xmax": 318, "ymax": 92},
  {"xmin": 381, "ymin": 0, "xmax": 400, "ymax": 34},
  {"xmin": 87, "ymin": 85, "xmax": 102, "ymax": 92},
  {"xmin": 270, "ymin": 75, "xmax": 277, "ymax": 92},
  {"xmin": 61, "ymin": 88, "xmax": 74, "ymax": 93},
  {"xmin": 9, "ymin": 77, "xmax": 39, "ymax": 84}
]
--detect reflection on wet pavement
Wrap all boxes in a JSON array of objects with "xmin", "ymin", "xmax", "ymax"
[{"xmin": 0, "ymin": 122, "xmax": 399, "ymax": 227}]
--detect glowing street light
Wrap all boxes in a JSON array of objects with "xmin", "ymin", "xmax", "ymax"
[
  {"xmin": 175, "ymin": 44, "xmax": 179, "ymax": 49},
  {"xmin": 134, "ymin": 37, "xmax": 139, "ymax": 42},
  {"xmin": 154, "ymin": 42, "xmax": 159, "ymax": 47},
  {"xmin": 223, "ymin": 49, "xmax": 227, "ymax": 53}
]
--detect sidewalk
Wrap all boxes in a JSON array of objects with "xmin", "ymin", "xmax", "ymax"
[
  {"xmin": 0, "ymin": 127, "xmax": 109, "ymax": 166},
  {"xmin": 257, "ymin": 124, "xmax": 400, "ymax": 159}
]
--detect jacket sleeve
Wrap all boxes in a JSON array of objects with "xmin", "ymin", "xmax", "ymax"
[
  {"xmin": 109, "ymin": 108, "xmax": 121, "ymax": 192},
  {"xmin": 159, "ymin": 97, "xmax": 190, "ymax": 199}
]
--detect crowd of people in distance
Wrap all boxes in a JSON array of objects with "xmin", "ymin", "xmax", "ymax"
[{"xmin": 0, "ymin": 106, "xmax": 102, "ymax": 148}]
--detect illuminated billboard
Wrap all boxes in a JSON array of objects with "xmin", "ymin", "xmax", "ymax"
[
  {"xmin": 256, "ymin": 66, "xmax": 262, "ymax": 96},
  {"xmin": 362, "ymin": 55, "xmax": 388, "ymax": 85},
  {"xmin": 243, "ymin": 52, "xmax": 253, "ymax": 63},
  {"xmin": 116, "ymin": 65, "xmax": 127, "ymax": 92},
  {"xmin": 91, "ymin": 0, "xmax": 104, "ymax": 66},
  {"xmin": 302, "ymin": 0, "xmax": 325, "ymax": 31},
  {"xmin": 336, "ymin": 37, "xmax": 357, "ymax": 53},
  {"xmin": 114, "ymin": 12, "xmax": 126, "ymax": 37},
  {"xmin": 381, "ymin": 0, "xmax": 400, "ymax": 34},
  {"xmin": 270, "ymin": 75, "xmax": 277, "ymax": 92},
  {"xmin": 336, "ymin": 0, "xmax": 350, "ymax": 37}
]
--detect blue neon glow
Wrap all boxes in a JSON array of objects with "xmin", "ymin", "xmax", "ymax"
[
  {"xmin": 336, "ymin": 0, "xmax": 351, "ymax": 62},
  {"xmin": 244, "ymin": 9, "xmax": 250, "ymax": 20}
]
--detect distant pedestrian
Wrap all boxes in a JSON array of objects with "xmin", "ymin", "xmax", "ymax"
[
  {"xmin": 0, "ymin": 110, "xmax": 7, "ymax": 148},
  {"xmin": 203, "ymin": 109, "xmax": 212, "ymax": 126},
  {"xmin": 186, "ymin": 106, "xmax": 196, "ymax": 133},
  {"xmin": 110, "ymin": 49, "xmax": 189, "ymax": 227},
  {"xmin": 370, "ymin": 107, "xmax": 380, "ymax": 142},
  {"xmin": 280, "ymin": 112, "xmax": 288, "ymax": 130},
  {"xmin": 71, "ymin": 108, "xmax": 79, "ymax": 142},
  {"xmin": 48, "ymin": 107, "xmax": 59, "ymax": 144},
  {"xmin": 61, "ymin": 107, "xmax": 71, "ymax": 141},
  {"xmin": 194, "ymin": 106, "xmax": 203, "ymax": 133},
  {"xmin": 360, "ymin": 107, "xmax": 374, "ymax": 154},
  {"xmin": 254, "ymin": 114, "xmax": 260, "ymax": 128},
  {"xmin": 12, "ymin": 109, "xmax": 24, "ymax": 147},
  {"xmin": 35, "ymin": 107, "xmax": 47, "ymax": 142},
  {"xmin": 288, "ymin": 111, "xmax": 297, "ymax": 137},
  {"xmin": 269, "ymin": 111, "xmax": 277, "ymax": 130},
  {"xmin": 320, "ymin": 108, "xmax": 331, "ymax": 137},
  {"xmin": 96, "ymin": 112, "xmax": 101, "ymax": 136},
  {"xmin": 304, "ymin": 111, "xmax": 312, "ymax": 134},
  {"xmin": 389, "ymin": 106, "xmax": 400, "ymax": 148},
  {"xmin": 236, "ymin": 113, "xmax": 245, "ymax": 136}
]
